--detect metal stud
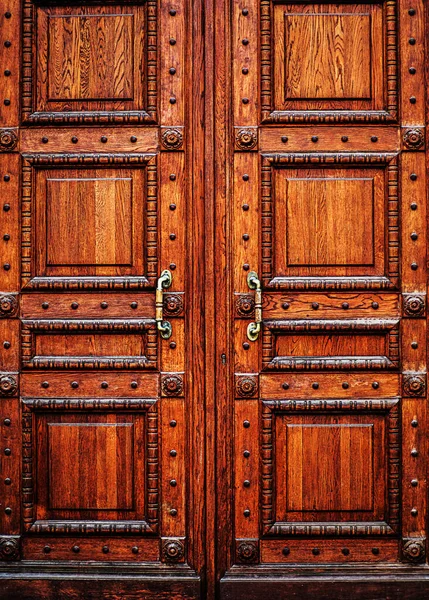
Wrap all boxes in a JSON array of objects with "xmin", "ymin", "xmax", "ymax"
[
  {"xmin": 411, "ymin": 342, "xmax": 418, "ymax": 349},
  {"xmin": 170, "ymin": 479, "xmax": 177, "ymax": 487},
  {"xmin": 170, "ymin": 509, "xmax": 178, "ymax": 516},
  {"xmin": 102, "ymin": 546, "xmax": 109, "ymax": 554},
  {"xmin": 3, "ymin": 419, "xmax": 10, "ymax": 426},
  {"xmin": 243, "ymin": 450, "xmax": 250, "ymax": 458},
  {"xmin": 312, "ymin": 382, "xmax": 319, "ymax": 390},
  {"xmin": 242, "ymin": 204, "xmax": 249, "ymax": 211},
  {"xmin": 409, "ymin": 8, "xmax": 416, "ymax": 15},
  {"xmin": 312, "ymin": 548, "xmax": 320, "ymax": 556},
  {"xmin": 4, "ymin": 448, "xmax": 11, "ymax": 456},
  {"xmin": 71, "ymin": 302, "xmax": 78, "ymax": 309},
  {"xmin": 242, "ymin": 68, "xmax": 249, "ymax": 75},
  {"xmin": 409, "ymin": 38, "xmax": 416, "ymax": 45},
  {"xmin": 4, "ymin": 70, "xmax": 10, "ymax": 77},
  {"xmin": 41, "ymin": 381, "xmax": 49, "ymax": 388},
  {"xmin": 243, "ymin": 174, "xmax": 249, "ymax": 181},
  {"xmin": 101, "ymin": 382, "xmax": 108, "ymax": 389},
  {"xmin": 411, "ymin": 419, "xmax": 418, "ymax": 428},
  {"xmin": 243, "ymin": 234, "xmax": 249, "ymax": 241},
  {"xmin": 4, "ymin": 41, "xmax": 11, "ymax": 48},
  {"xmin": 312, "ymin": 302, "xmax": 319, "ymax": 310},
  {"xmin": 372, "ymin": 547, "xmax": 379, "ymax": 555},
  {"xmin": 101, "ymin": 136, "xmax": 108, "ymax": 143},
  {"xmin": 243, "ymin": 264, "xmax": 249, "ymax": 271},
  {"xmin": 372, "ymin": 381, "xmax": 379, "ymax": 389},
  {"xmin": 100, "ymin": 301, "xmax": 108, "ymax": 309},
  {"xmin": 371, "ymin": 136, "xmax": 378, "ymax": 142},
  {"xmin": 411, "ymin": 232, "xmax": 418, "ymax": 240},
  {"xmin": 169, "ymin": 67, "xmax": 176, "ymax": 75},
  {"xmin": 131, "ymin": 381, "xmax": 138, "ymax": 389},
  {"xmin": 170, "ymin": 233, "xmax": 176, "ymax": 240},
  {"xmin": 410, "ymin": 97, "xmax": 417, "ymax": 104},
  {"xmin": 3, "ymin": 99, "xmax": 10, "ymax": 106},
  {"xmin": 170, "ymin": 97, "xmax": 177, "ymax": 104},
  {"xmin": 242, "ymin": 8, "xmax": 249, "ymax": 15},
  {"xmin": 170, "ymin": 449, "xmax": 177, "ymax": 457},
  {"xmin": 411, "ymin": 262, "xmax": 418, "ymax": 270},
  {"xmin": 170, "ymin": 203, "xmax": 176, "ymax": 210},
  {"xmin": 411, "ymin": 479, "xmax": 418, "ymax": 487},
  {"xmin": 282, "ymin": 382, "xmax": 289, "ymax": 390},
  {"xmin": 43, "ymin": 546, "xmax": 51, "ymax": 554},
  {"xmin": 243, "ymin": 509, "xmax": 250, "ymax": 517},
  {"xmin": 4, "ymin": 12, "xmax": 11, "ymax": 18},
  {"xmin": 170, "ymin": 342, "xmax": 176, "ymax": 349},
  {"xmin": 4, "ymin": 478, "xmax": 11, "ymax": 485},
  {"xmin": 342, "ymin": 548, "xmax": 350, "ymax": 556},
  {"xmin": 3, "ymin": 204, "xmax": 10, "ymax": 212},
  {"xmin": 130, "ymin": 302, "xmax": 138, "ymax": 309},
  {"xmin": 169, "ymin": 9, "xmax": 176, "ymax": 15},
  {"xmin": 409, "ymin": 67, "xmax": 416, "ymax": 74},
  {"xmin": 282, "ymin": 302, "xmax": 290, "ymax": 310},
  {"xmin": 71, "ymin": 137, "xmax": 78, "ymax": 144},
  {"xmin": 3, "ymin": 264, "xmax": 10, "ymax": 271},
  {"xmin": 311, "ymin": 136, "xmax": 318, "ymax": 143},
  {"xmin": 411, "ymin": 448, "xmax": 418, "ymax": 457},
  {"xmin": 243, "ymin": 420, "xmax": 250, "ymax": 428},
  {"xmin": 42, "ymin": 302, "xmax": 49, "ymax": 309},
  {"xmin": 342, "ymin": 302, "xmax": 349, "ymax": 309},
  {"xmin": 282, "ymin": 547, "xmax": 290, "ymax": 556},
  {"xmin": 341, "ymin": 136, "xmax": 348, "ymax": 142},
  {"xmin": 170, "ymin": 173, "xmax": 177, "ymax": 181},
  {"xmin": 410, "ymin": 203, "xmax": 418, "ymax": 210},
  {"xmin": 242, "ymin": 98, "xmax": 249, "ymax": 104},
  {"xmin": 243, "ymin": 480, "xmax": 250, "ymax": 487},
  {"xmin": 243, "ymin": 342, "xmax": 250, "ymax": 350},
  {"xmin": 169, "ymin": 38, "xmax": 176, "ymax": 45},
  {"xmin": 3, "ymin": 341, "xmax": 10, "ymax": 349},
  {"xmin": 5, "ymin": 507, "xmax": 12, "ymax": 515},
  {"xmin": 411, "ymin": 508, "xmax": 418, "ymax": 517},
  {"xmin": 342, "ymin": 382, "xmax": 349, "ymax": 389},
  {"xmin": 71, "ymin": 381, "xmax": 79, "ymax": 389},
  {"xmin": 131, "ymin": 546, "xmax": 139, "ymax": 554},
  {"xmin": 242, "ymin": 38, "xmax": 249, "ymax": 45},
  {"xmin": 72, "ymin": 546, "xmax": 80, "ymax": 554},
  {"xmin": 3, "ymin": 175, "xmax": 10, "ymax": 182},
  {"xmin": 130, "ymin": 136, "xmax": 137, "ymax": 143},
  {"xmin": 3, "ymin": 234, "xmax": 10, "ymax": 241},
  {"xmin": 281, "ymin": 136, "xmax": 288, "ymax": 143},
  {"xmin": 42, "ymin": 137, "xmax": 48, "ymax": 144},
  {"xmin": 170, "ymin": 420, "xmax": 177, "ymax": 427}
]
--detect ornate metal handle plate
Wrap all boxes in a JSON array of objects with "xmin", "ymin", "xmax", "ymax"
[
  {"xmin": 156, "ymin": 270, "xmax": 173, "ymax": 339},
  {"xmin": 246, "ymin": 271, "xmax": 262, "ymax": 341}
]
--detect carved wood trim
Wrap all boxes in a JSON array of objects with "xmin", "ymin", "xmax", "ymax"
[
  {"xmin": 260, "ymin": 0, "xmax": 398, "ymax": 124},
  {"xmin": 402, "ymin": 294, "xmax": 426, "ymax": 317},
  {"xmin": 22, "ymin": 399, "xmax": 159, "ymax": 534},
  {"xmin": 0, "ymin": 373, "xmax": 18, "ymax": 397},
  {"xmin": 261, "ymin": 399, "xmax": 400, "ymax": 536},
  {"xmin": 21, "ymin": 153, "xmax": 158, "ymax": 290},
  {"xmin": 21, "ymin": 319, "xmax": 158, "ymax": 370},
  {"xmin": 235, "ymin": 374, "xmax": 259, "ymax": 398},
  {"xmin": 401, "ymin": 538, "xmax": 426, "ymax": 563},
  {"xmin": 235, "ymin": 539, "xmax": 259, "ymax": 564},
  {"xmin": 161, "ymin": 373, "xmax": 184, "ymax": 397},
  {"xmin": 0, "ymin": 537, "xmax": 20, "ymax": 561},
  {"xmin": 402, "ymin": 373, "xmax": 426, "ymax": 397},
  {"xmin": 261, "ymin": 153, "xmax": 399, "ymax": 290},
  {"xmin": 0, "ymin": 294, "xmax": 18, "ymax": 318},
  {"xmin": 22, "ymin": 0, "xmax": 158, "ymax": 125},
  {"xmin": 161, "ymin": 537, "xmax": 185, "ymax": 563},
  {"xmin": 262, "ymin": 319, "xmax": 400, "ymax": 371}
]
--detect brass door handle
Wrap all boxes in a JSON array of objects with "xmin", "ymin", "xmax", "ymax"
[
  {"xmin": 156, "ymin": 270, "xmax": 173, "ymax": 339},
  {"xmin": 247, "ymin": 271, "xmax": 262, "ymax": 341}
]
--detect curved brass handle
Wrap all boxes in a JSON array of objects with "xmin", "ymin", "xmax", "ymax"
[
  {"xmin": 156, "ymin": 270, "xmax": 173, "ymax": 339},
  {"xmin": 247, "ymin": 271, "xmax": 262, "ymax": 341}
]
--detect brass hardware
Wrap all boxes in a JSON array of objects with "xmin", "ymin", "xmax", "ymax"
[
  {"xmin": 246, "ymin": 271, "xmax": 262, "ymax": 341},
  {"xmin": 156, "ymin": 270, "xmax": 173, "ymax": 339}
]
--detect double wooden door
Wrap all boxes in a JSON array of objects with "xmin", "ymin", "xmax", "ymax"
[{"xmin": 1, "ymin": 0, "xmax": 429, "ymax": 598}]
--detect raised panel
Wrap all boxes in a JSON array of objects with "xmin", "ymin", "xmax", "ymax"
[
  {"xmin": 262, "ymin": 399, "xmax": 400, "ymax": 536},
  {"xmin": 262, "ymin": 0, "xmax": 398, "ymax": 123},
  {"xmin": 48, "ymin": 423, "xmax": 134, "ymax": 510},
  {"xmin": 22, "ymin": 154, "xmax": 158, "ymax": 290},
  {"xmin": 23, "ymin": 2, "xmax": 157, "ymax": 124},
  {"xmin": 262, "ymin": 154, "xmax": 399, "ymax": 290}
]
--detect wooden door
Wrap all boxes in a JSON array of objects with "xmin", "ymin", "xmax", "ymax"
[
  {"xmin": 215, "ymin": 0, "xmax": 429, "ymax": 597},
  {"xmin": 0, "ymin": 0, "xmax": 205, "ymax": 597}
]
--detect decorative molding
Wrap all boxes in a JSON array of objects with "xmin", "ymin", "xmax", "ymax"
[
  {"xmin": 0, "ymin": 294, "xmax": 18, "ymax": 318},
  {"xmin": 402, "ymin": 373, "xmax": 426, "ymax": 397},
  {"xmin": 23, "ymin": 398, "xmax": 157, "ymax": 412},
  {"xmin": 261, "ymin": 153, "xmax": 399, "ymax": 290},
  {"xmin": 261, "ymin": 399, "xmax": 400, "ymax": 536},
  {"xmin": 163, "ymin": 294, "xmax": 184, "ymax": 317},
  {"xmin": 402, "ymin": 294, "xmax": 426, "ymax": 317},
  {"xmin": 21, "ymin": 320, "xmax": 157, "ymax": 370},
  {"xmin": 234, "ymin": 127, "xmax": 258, "ymax": 151},
  {"xmin": 21, "ymin": 153, "xmax": 158, "ymax": 290},
  {"xmin": 260, "ymin": 0, "xmax": 398, "ymax": 123},
  {"xmin": 0, "ymin": 537, "xmax": 20, "ymax": 561},
  {"xmin": 22, "ymin": 0, "xmax": 158, "ymax": 124},
  {"xmin": 22, "ymin": 399, "xmax": 159, "ymax": 534},
  {"xmin": 0, "ymin": 374, "xmax": 18, "ymax": 397},
  {"xmin": 161, "ymin": 373, "xmax": 184, "ymax": 397},
  {"xmin": 236, "ymin": 540, "xmax": 259, "ymax": 564},
  {"xmin": 235, "ymin": 294, "xmax": 255, "ymax": 317},
  {"xmin": 235, "ymin": 374, "xmax": 259, "ymax": 398},
  {"xmin": 161, "ymin": 538, "xmax": 185, "ymax": 563},
  {"xmin": 263, "ymin": 319, "xmax": 399, "ymax": 371},
  {"xmin": 0, "ymin": 129, "xmax": 18, "ymax": 151},
  {"xmin": 402, "ymin": 128, "xmax": 425, "ymax": 150},
  {"xmin": 160, "ymin": 127, "xmax": 184, "ymax": 150},
  {"xmin": 402, "ymin": 538, "xmax": 426, "ymax": 563}
]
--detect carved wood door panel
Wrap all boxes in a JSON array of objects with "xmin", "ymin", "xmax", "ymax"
[
  {"xmin": 221, "ymin": 0, "xmax": 429, "ymax": 595},
  {"xmin": 0, "ymin": 0, "xmax": 204, "ymax": 597}
]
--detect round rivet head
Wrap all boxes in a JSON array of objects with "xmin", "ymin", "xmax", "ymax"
[
  {"xmin": 72, "ymin": 546, "xmax": 80, "ymax": 553},
  {"xmin": 312, "ymin": 302, "xmax": 319, "ymax": 310},
  {"xmin": 282, "ymin": 302, "xmax": 290, "ymax": 310},
  {"xmin": 131, "ymin": 381, "xmax": 138, "ymax": 389},
  {"xmin": 170, "ymin": 203, "xmax": 176, "ymax": 211},
  {"xmin": 243, "ymin": 174, "xmax": 249, "ymax": 181},
  {"xmin": 102, "ymin": 546, "xmax": 109, "ymax": 554},
  {"xmin": 409, "ymin": 67, "xmax": 416, "ymax": 74},
  {"xmin": 71, "ymin": 137, "xmax": 78, "ymax": 144},
  {"xmin": 5, "ymin": 12, "xmax": 12, "ymax": 18},
  {"xmin": 42, "ymin": 137, "xmax": 48, "ymax": 144},
  {"xmin": 130, "ymin": 302, "xmax": 138, "ymax": 309},
  {"xmin": 411, "ymin": 448, "xmax": 418, "ymax": 457},
  {"xmin": 4, "ymin": 478, "xmax": 11, "ymax": 485},
  {"xmin": 243, "ymin": 420, "xmax": 250, "ymax": 428},
  {"xmin": 411, "ymin": 262, "xmax": 418, "ymax": 270},
  {"xmin": 243, "ymin": 509, "xmax": 250, "ymax": 517},
  {"xmin": 170, "ymin": 263, "xmax": 176, "ymax": 270},
  {"xmin": 170, "ymin": 233, "xmax": 176, "ymax": 240},
  {"xmin": 170, "ymin": 97, "xmax": 176, "ymax": 104},
  {"xmin": 372, "ymin": 547, "xmax": 380, "ymax": 555},
  {"xmin": 372, "ymin": 381, "xmax": 379, "ymax": 389},
  {"xmin": 101, "ymin": 382, "xmax": 108, "ymax": 389},
  {"xmin": 4, "ymin": 448, "xmax": 11, "ymax": 456},
  {"xmin": 341, "ymin": 136, "xmax": 348, "ymax": 142},
  {"xmin": 3, "ymin": 175, "xmax": 10, "ymax": 182},
  {"xmin": 411, "ymin": 479, "xmax": 418, "ymax": 487},
  {"xmin": 170, "ymin": 341, "xmax": 176, "ymax": 349},
  {"xmin": 71, "ymin": 302, "xmax": 78, "ymax": 310},
  {"xmin": 170, "ymin": 479, "xmax": 177, "ymax": 487},
  {"xmin": 243, "ymin": 342, "xmax": 250, "ymax": 350},
  {"xmin": 3, "ymin": 341, "xmax": 10, "ymax": 349},
  {"xmin": 42, "ymin": 302, "xmax": 49, "ymax": 309},
  {"xmin": 4, "ymin": 41, "xmax": 11, "ymax": 48},
  {"xmin": 242, "ymin": 204, "xmax": 249, "ymax": 211},
  {"xmin": 130, "ymin": 136, "xmax": 137, "ymax": 143},
  {"xmin": 242, "ymin": 98, "xmax": 249, "ymax": 104},
  {"xmin": 409, "ymin": 8, "xmax": 416, "ymax": 15},
  {"xmin": 169, "ymin": 38, "xmax": 176, "ymax": 45},
  {"xmin": 43, "ymin": 546, "xmax": 51, "ymax": 554},
  {"xmin": 71, "ymin": 381, "xmax": 79, "ymax": 389},
  {"xmin": 242, "ymin": 38, "xmax": 249, "ymax": 45},
  {"xmin": 282, "ymin": 382, "xmax": 289, "ymax": 390},
  {"xmin": 3, "ymin": 234, "xmax": 10, "ymax": 241},
  {"xmin": 411, "ymin": 232, "xmax": 418, "ymax": 240},
  {"xmin": 243, "ymin": 234, "xmax": 250, "ymax": 241},
  {"xmin": 170, "ymin": 420, "xmax": 177, "ymax": 427},
  {"xmin": 411, "ymin": 342, "xmax": 418, "ymax": 349},
  {"xmin": 170, "ymin": 509, "xmax": 178, "ymax": 516},
  {"xmin": 243, "ymin": 450, "xmax": 250, "ymax": 458},
  {"xmin": 242, "ymin": 68, "xmax": 249, "ymax": 75},
  {"xmin": 312, "ymin": 382, "xmax": 319, "ymax": 390},
  {"xmin": 410, "ymin": 173, "xmax": 418, "ymax": 181},
  {"xmin": 243, "ymin": 264, "xmax": 249, "ymax": 271},
  {"xmin": 170, "ymin": 173, "xmax": 177, "ymax": 181},
  {"xmin": 312, "ymin": 548, "xmax": 320, "ymax": 556},
  {"xmin": 342, "ymin": 548, "xmax": 350, "ymax": 556},
  {"xmin": 100, "ymin": 301, "xmax": 108, "ymax": 309},
  {"xmin": 169, "ymin": 67, "xmax": 176, "ymax": 75},
  {"xmin": 410, "ymin": 203, "xmax": 418, "ymax": 210},
  {"xmin": 342, "ymin": 382, "xmax": 349, "ymax": 389},
  {"xmin": 371, "ymin": 136, "xmax": 378, "ymax": 142},
  {"xmin": 101, "ymin": 136, "xmax": 108, "ymax": 143},
  {"xmin": 170, "ymin": 449, "xmax": 177, "ymax": 457},
  {"xmin": 342, "ymin": 302, "xmax": 349, "ymax": 309},
  {"xmin": 281, "ymin": 136, "xmax": 288, "ymax": 143},
  {"xmin": 42, "ymin": 381, "xmax": 49, "ymax": 388},
  {"xmin": 3, "ymin": 418, "xmax": 11, "ymax": 426},
  {"xmin": 282, "ymin": 547, "xmax": 290, "ymax": 556},
  {"xmin": 409, "ymin": 38, "xmax": 416, "ymax": 45},
  {"xmin": 243, "ymin": 480, "xmax": 250, "ymax": 487},
  {"xmin": 3, "ymin": 204, "xmax": 10, "ymax": 212},
  {"xmin": 131, "ymin": 546, "xmax": 139, "ymax": 554},
  {"xmin": 311, "ymin": 136, "xmax": 318, "ymax": 142},
  {"xmin": 372, "ymin": 301, "xmax": 379, "ymax": 309},
  {"xmin": 411, "ymin": 508, "xmax": 418, "ymax": 517},
  {"xmin": 410, "ymin": 96, "xmax": 417, "ymax": 104},
  {"xmin": 411, "ymin": 419, "xmax": 418, "ymax": 427},
  {"xmin": 3, "ymin": 99, "xmax": 10, "ymax": 107},
  {"xmin": 4, "ymin": 70, "xmax": 10, "ymax": 77},
  {"xmin": 242, "ymin": 8, "xmax": 249, "ymax": 15},
  {"xmin": 3, "ymin": 264, "xmax": 10, "ymax": 271}
]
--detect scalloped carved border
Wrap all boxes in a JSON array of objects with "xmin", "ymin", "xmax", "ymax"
[
  {"xmin": 260, "ymin": 0, "xmax": 398, "ymax": 124},
  {"xmin": 261, "ymin": 153, "xmax": 399, "ymax": 290},
  {"xmin": 22, "ymin": 398, "xmax": 159, "ymax": 534},
  {"xmin": 261, "ymin": 399, "xmax": 400, "ymax": 536},
  {"xmin": 21, "ymin": 153, "xmax": 158, "ymax": 290},
  {"xmin": 22, "ymin": 0, "xmax": 158, "ymax": 124}
]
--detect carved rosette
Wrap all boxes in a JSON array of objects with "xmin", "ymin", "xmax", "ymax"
[
  {"xmin": 0, "ymin": 294, "xmax": 18, "ymax": 318},
  {"xmin": 0, "ymin": 537, "xmax": 20, "ymax": 561},
  {"xmin": 403, "ymin": 128, "xmax": 425, "ymax": 150},
  {"xmin": 163, "ymin": 294, "xmax": 184, "ymax": 317},
  {"xmin": 235, "ymin": 294, "xmax": 255, "ymax": 317},
  {"xmin": 402, "ymin": 538, "xmax": 426, "ymax": 564},
  {"xmin": 161, "ymin": 539, "xmax": 185, "ymax": 563},
  {"xmin": 236, "ymin": 540, "xmax": 259, "ymax": 564},
  {"xmin": 235, "ymin": 127, "xmax": 258, "ymax": 151},
  {"xmin": 403, "ymin": 294, "xmax": 426, "ymax": 317},
  {"xmin": 403, "ymin": 373, "xmax": 426, "ymax": 397},
  {"xmin": 0, "ymin": 374, "xmax": 18, "ymax": 397},
  {"xmin": 235, "ymin": 375, "xmax": 258, "ymax": 398},
  {"xmin": 0, "ymin": 129, "xmax": 18, "ymax": 151},
  {"xmin": 161, "ymin": 128, "xmax": 184, "ymax": 150},
  {"xmin": 161, "ymin": 374, "xmax": 184, "ymax": 397}
]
